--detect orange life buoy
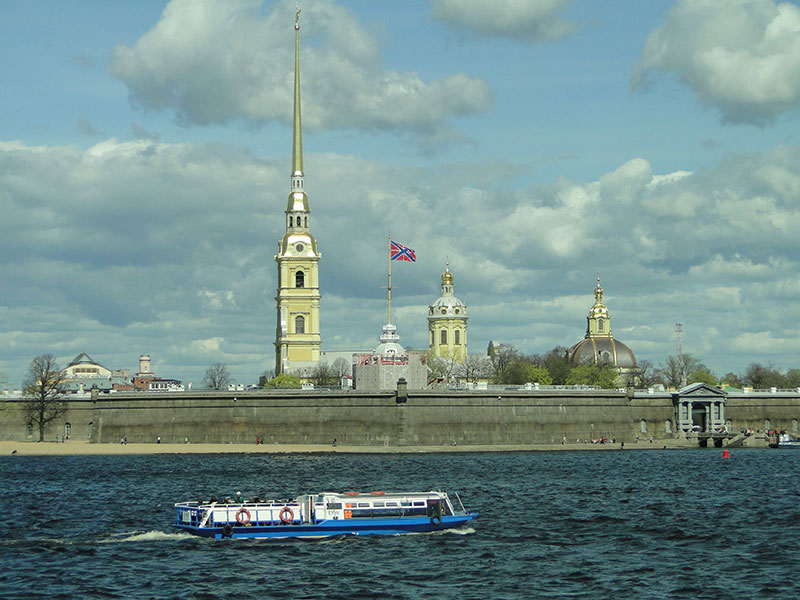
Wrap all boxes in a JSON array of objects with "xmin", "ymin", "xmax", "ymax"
[
  {"xmin": 279, "ymin": 506, "xmax": 294, "ymax": 524},
  {"xmin": 236, "ymin": 508, "xmax": 251, "ymax": 525},
  {"xmin": 370, "ymin": 491, "xmax": 386, "ymax": 495},
  {"xmin": 344, "ymin": 491, "xmax": 359, "ymax": 496}
]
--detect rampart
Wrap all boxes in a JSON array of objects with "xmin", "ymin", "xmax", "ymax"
[{"xmin": 2, "ymin": 387, "xmax": 799, "ymax": 446}]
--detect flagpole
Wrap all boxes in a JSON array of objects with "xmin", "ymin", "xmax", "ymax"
[{"xmin": 387, "ymin": 234, "xmax": 392, "ymax": 324}]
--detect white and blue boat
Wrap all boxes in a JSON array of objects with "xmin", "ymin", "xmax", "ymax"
[
  {"xmin": 769, "ymin": 433, "xmax": 800, "ymax": 448},
  {"xmin": 174, "ymin": 490, "xmax": 478, "ymax": 539}
]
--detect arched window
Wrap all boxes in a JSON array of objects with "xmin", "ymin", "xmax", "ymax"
[
  {"xmin": 640, "ymin": 419, "xmax": 648, "ymax": 433},
  {"xmin": 304, "ymin": 216, "xmax": 308, "ymax": 227},
  {"xmin": 295, "ymin": 271, "xmax": 305, "ymax": 288},
  {"xmin": 455, "ymin": 330, "xmax": 461, "ymax": 345},
  {"xmin": 64, "ymin": 422, "xmax": 71, "ymax": 441},
  {"xmin": 598, "ymin": 318, "xmax": 604, "ymax": 332},
  {"xmin": 289, "ymin": 216, "xmax": 293, "ymax": 227},
  {"xmin": 295, "ymin": 315, "xmax": 305, "ymax": 334},
  {"xmin": 440, "ymin": 329, "xmax": 447, "ymax": 345}
]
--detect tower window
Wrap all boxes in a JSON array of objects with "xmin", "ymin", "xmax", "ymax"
[
  {"xmin": 295, "ymin": 271, "xmax": 305, "ymax": 288},
  {"xmin": 289, "ymin": 216, "xmax": 293, "ymax": 227},
  {"xmin": 440, "ymin": 329, "xmax": 447, "ymax": 345},
  {"xmin": 430, "ymin": 331, "xmax": 434, "ymax": 345},
  {"xmin": 598, "ymin": 318, "xmax": 604, "ymax": 332},
  {"xmin": 295, "ymin": 315, "xmax": 305, "ymax": 334},
  {"xmin": 304, "ymin": 216, "xmax": 308, "ymax": 227},
  {"xmin": 455, "ymin": 330, "xmax": 460, "ymax": 345}
]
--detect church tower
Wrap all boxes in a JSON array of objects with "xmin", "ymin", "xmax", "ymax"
[
  {"xmin": 274, "ymin": 10, "xmax": 321, "ymax": 375},
  {"xmin": 427, "ymin": 264, "xmax": 468, "ymax": 362}
]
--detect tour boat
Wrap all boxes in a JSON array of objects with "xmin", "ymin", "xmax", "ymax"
[
  {"xmin": 173, "ymin": 490, "xmax": 478, "ymax": 539},
  {"xmin": 769, "ymin": 433, "xmax": 800, "ymax": 449}
]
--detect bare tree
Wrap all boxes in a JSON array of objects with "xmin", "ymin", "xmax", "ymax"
[
  {"xmin": 330, "ymin": 357, "xmax": 352, "ymax": 381},
  {"xmin": 656, "ymin": 354, "xmax": 704, "ymax": 388},
  {"xmin": 23, "ymin": 354, "xmax": 67, "ymax": 442},
  {"xmin": 203, "ymin": 362, "xmax": 231, "ymax": 390},
  {"xmin": 462, "ymin": 354, "xmax": 492, "ymax": 383},
  {"xmin": 311, "ymin": 362, "xmax": 337, "ymax": 387}
]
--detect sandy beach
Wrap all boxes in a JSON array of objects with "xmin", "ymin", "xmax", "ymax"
[{"xmin": 0, "ymin": 438, "xmax": 709, "ymax": 456}]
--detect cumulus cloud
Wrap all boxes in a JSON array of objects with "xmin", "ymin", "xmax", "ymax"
[
  {"xmin": 109, "ymin": 0, "xmax": 491, "ymax": 135},
  {"xmin": 633, "ymin": 0, "xmax": 800, "ymax": 124},
  {"xmin": 4, "ymin": 135, "xmax": 800, "ymax": 384},
  {"xmin": 432, "ymin": 0, "xmax": 575, "ymax": 42}
]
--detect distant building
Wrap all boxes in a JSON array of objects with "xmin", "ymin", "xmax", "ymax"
[
  {"xmin": 133, "ymin": 354, "xmax": 184, "ymax": 391},
  {"xmin": 566, "ymin": 277, "xmax": 638, "ymax": 384},
  {"xmin": 428, "ymin": 264, "xmax": 468, "ymax": 362},
  {"xmin": 59, "ymin": 352, "xmax": 132, "ymax": 393},
  {"xmin": 353, "ymin": 323, "xmax": 426, "ymax": 390}
]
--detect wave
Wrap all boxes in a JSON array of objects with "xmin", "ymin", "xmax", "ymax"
[{"xmin": 99, "ymin": 530, "xmax": 196, "ymax": 543}]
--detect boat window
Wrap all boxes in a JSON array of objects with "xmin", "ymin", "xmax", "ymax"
[
  {"xmin": 327, "ymin": 502, "xmax": 342, "ymax": 509},
  {"xmin": 373, "ymin": 501, "xmax": 385, "ymax": 507},
  {"xmin": 386, "ymin": 502, "xmax": 398, "ymax": 507},
  {"xmin": 357, "ymin": 502, "xmax": 370, "ymax": 507},
  {"xmin": 412, "ymin": 501, "xmax": 425, "ymax": 506}
]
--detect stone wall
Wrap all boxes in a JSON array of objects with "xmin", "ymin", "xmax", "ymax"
[{"xmin": 2, "ymin": 389, "xmax": 799, "ymax": 445}]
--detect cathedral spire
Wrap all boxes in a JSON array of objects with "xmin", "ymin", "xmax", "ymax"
[{"xmin": 292, "ymin": 8, "xmax": 303, "ymax": 179}]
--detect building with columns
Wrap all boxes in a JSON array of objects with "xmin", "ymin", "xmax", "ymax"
[
  {"xmin": 427, "ymin": 264, "xmax": 468, "ymax": 362},
  {"xmin": 274, "ymin": 11, "xmax": 322, "ymax": 376},
  {"xmin": 566, "ymin": 277, "xmax": 638, "ymax": 384}
]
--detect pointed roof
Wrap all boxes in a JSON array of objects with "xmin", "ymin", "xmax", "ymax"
[{"xmin": 68, "ymin": 352, "xmax": 96, "ymax": 367}]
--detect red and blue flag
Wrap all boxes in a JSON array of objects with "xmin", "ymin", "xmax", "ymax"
[{"xmin": 390, "ymin": 240, "xmax": 416, "ymax": 262}]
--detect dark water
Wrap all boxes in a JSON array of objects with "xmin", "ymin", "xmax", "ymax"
[{"xmin": 2, "ymin": 449, "xmax": 799, "ymax": 599}]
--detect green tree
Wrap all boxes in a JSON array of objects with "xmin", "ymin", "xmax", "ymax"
[
  {"xmin": 720, "ymin": 371, "xmax": 744, "ymax": 389},
  {"xmin": 784, "ymin": 369, "xmax": 800, "ymax": 388},
  {"xmin": 263, "ymin": 373, "xmax": 302, "ymax": 389},
  {"xmin": 689, "ymin": 366, "xmax": 717, "ymax": 386},
  {"xmin": 202, "ymin": 362, "xmax": 231, "ymax": 390},
  {"xmin": 23, "ymin": 354, "xmax": 67, "ymax": 442},
  {"xmin": 488, "ymin": 343, "xmax": 519, "ymax": 383},
  {"xmin": 743, "ymin": 363, "xmax": 785, "ymax": 389},
  {"xmin": 566, "ymin": 364, "xmax": 618, "ymax": 389},
  {"xmin": 543, "ymin": 346, "xmax": 571, "ymax": 385}
]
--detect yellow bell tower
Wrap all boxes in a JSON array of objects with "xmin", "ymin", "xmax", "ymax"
[
  {"xmin": 427, "ymin": 264, "xmax": 468, "ymax": 362},
  {"xmin": 274, "ymin": 9, "xmax": 321, "ymax": 375}
]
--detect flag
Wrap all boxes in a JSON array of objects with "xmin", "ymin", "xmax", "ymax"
[{"xmin": 390, "ymin": 240, "xmax": 416, "ymax": 262}]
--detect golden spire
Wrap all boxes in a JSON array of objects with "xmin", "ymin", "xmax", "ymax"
[{"xmin": 292, "ymin": 7, "xmax": 303, "ymax": 177}]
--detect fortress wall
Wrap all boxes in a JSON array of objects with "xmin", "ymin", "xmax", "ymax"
[{"xmin": 2, "ymin": 390, "xmax": 799, "ymax": 445}]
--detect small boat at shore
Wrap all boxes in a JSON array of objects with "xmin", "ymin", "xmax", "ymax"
[
  {"xmin": 769, "ymin": 433, "xmax": 800, "ymax": 449},
  {"xmin": 173, "ymin": 490, "xmax": 478, "ymax": 539}
]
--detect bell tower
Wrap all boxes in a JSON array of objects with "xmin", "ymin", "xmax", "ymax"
[
  {"xmin": 586, "ymin": 276, "xmax": 611, "ymax": 338},
  {"xmin": 427, "ymin": 264, "xmax": 468, "ymax": 362},
  {"xmin": 274, "ymin": 9, "xmax": 321, "ymax": 375}
]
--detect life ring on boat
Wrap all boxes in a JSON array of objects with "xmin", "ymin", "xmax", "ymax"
[
  {"xmin": 344, "ymin": 491, "xmax": 359, "ymax": 496},
  {"xmin": 430, "ymin": 515, "xmax": 442, "ymax": 525},
  {"xmin": 222, "ymin": 524, "xmax": 233, "ymax": 537},
  {"xmin": 370, "ymin": 491, "xmax": 385, "ymax": 495},
  {"xmin": 279, "ymin": 506, "xmax": 294, "ymax": 524},
  {"xmin": 236, "ymin": 508, "xmax": 251, "ymax": 525}
]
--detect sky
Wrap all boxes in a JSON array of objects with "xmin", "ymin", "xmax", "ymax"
[{"xmin": 3, "ymin": 0, "xmax": 800, "ymax": 388}]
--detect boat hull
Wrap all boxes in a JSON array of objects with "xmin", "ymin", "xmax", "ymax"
[{"xmin": 174, "ymin": 513, "xmax": 478, "ymax": 540}]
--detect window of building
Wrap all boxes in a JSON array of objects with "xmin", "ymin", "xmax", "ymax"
[
  {"xmin": 295, "ymin": 271, "xmax": 305, "ymax": 288},
  {"xmin": 455, "ymin": 330, "xmax": 460, "ymax": 345},
  {"xmin": 640, "ymin": 419, "xmax": 647, "ymax": 434},
  {"xmin": 430, "ymin": 331, "xmax": 434, "ymax": 345},
  {"xmin": 440, "ymin": 329, "xmax": 447, "ymax": 345},
  {"xmin": 295, "ymin": 315, "xmax": 305, "ymax": 334},
  {"xmin": 289, "ymin": 216, "xmax": 293, "ymax": 227},
  {"xmin": 304, "ymin": 216, "xmax": 308, "ymax": 227},
  {"xmin": 598, "ymin": 318, "xmax": 604, "ymax": 332}
]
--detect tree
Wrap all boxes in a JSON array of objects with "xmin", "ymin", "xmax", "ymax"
[
  {"xmin": 656, "ymin": 353, "xmax": 704, "ymax": 388},
  {"xmin": 566, "ymin": 364, "xmax": 618, "ymax": 389},
  {"xmin": 263, "ymin": 373, "xmax": 301, "ymax": 389},
  {"xmin": 488, "ymin": 343, "xmax": 520, "ymax": 383},
  {"xmin": 784, "ymin": 369, "xmax": 800, "ymax": 388},
  {"xmin": 462, "ymin": 354, "xmax": 493, "ymax": 383},
  {"xmin": 743, "ymin": 363, "xmax": 785, "ymax": 389},
  {"xmin": 689, "ymin": 366, "xmax": 717, "ymax": 386},
  {"xmin": 311, "ymin": 363, "xmax": 337, "ymax": 387},
  {"xmin": 203, "ymin": 362, "xmax": 231, "ymax": 390},
  {"xmin": 331, "ymin": 357, "xmax": 351, "ymax": 381},
  {"xmin": 543, "ymin": 346, "xmax": 571, "ymax": 385},
  {"xmin": 22, "ymin": 354, "xmax": 67, "ymax": 442},
  {"xmin": 720, "ymin": 372, "xmax": 744, "ymax": 389},
  {"xmin": 636, "ymin": 359, "xmax": 660, "ymax": 388}
]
